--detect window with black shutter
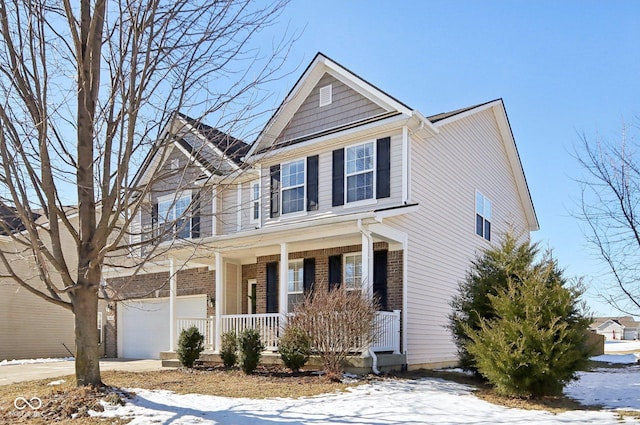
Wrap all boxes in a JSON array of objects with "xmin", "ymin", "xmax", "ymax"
[
  {"xmin": 303, "ymin": 258, "xmax": 316, "ymax": 293},
  {"xmin": 270, "ymin": 165, "xmax": 280, "ymax": 218},
  {"xmin": 307, "ymin": 155, "xmax": 319, "ymax": 211},
  {"xmin": 266, "ymin": 262, "xmax": 278, "ymax": 313},
  {"xmin": 328, "ymin": 255, "xmax": 342, "ymax": 290},
  {"xmin": 376, "ymin": 137, "xmax": 391, "ymax": 199},
  {"xmin": 332, "ymin": 149, "xmax": 344, "ymax": 207},
  {"xmin": 191, "ymin": 192, "xmax": 200, "ymax": 238}
]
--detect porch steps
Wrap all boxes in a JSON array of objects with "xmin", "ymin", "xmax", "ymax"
[{"xmin": 160, "ymin": 351, "xmax": 406, "ymax": 374}]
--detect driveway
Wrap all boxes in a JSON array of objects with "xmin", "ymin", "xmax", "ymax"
[{"xmin": 0, "ymin": 359, "xmax": 164, "ymax": 385}]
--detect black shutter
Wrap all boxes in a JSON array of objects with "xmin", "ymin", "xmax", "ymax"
[
  {"xmin": 373, "ymin": 250, "xmax": 388, "ymax": 311},
  {"xmin": 307, "ymin": 155, "xmax": 319, "ymax": 211},
  {"xmin": 328, "ymin": 254, "xmax": 342, "ymax": 290},
  {"xmin": 266, "ymin": 262, "xmax": 278, "ymax": 313},
  {"xmin": 151, "ymin": 202, "xmax": 159, "ymax": 237},
  {"xmin": 332, "ymin": 149, "xmax": 344, "ymax": 206},
  {"xmin": 376, "ymin": 137, "xmax": 391, "ymax": 199},
  {"xmin": 303, "ymin": 258, "xmax": 315, "ymax": 294},
  {"xmin": 191, "ymin": 192, "xmax": 200, "ymax": 238},
  {"xmin": 270, "ymin": 165, "xmax": 280, "ymax": 218}
]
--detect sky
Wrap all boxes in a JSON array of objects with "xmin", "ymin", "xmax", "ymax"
[{"xmin": 253, "ymin": 0, "xmax": 640, "ymax": 317}]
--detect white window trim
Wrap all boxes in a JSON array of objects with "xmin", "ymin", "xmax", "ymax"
[
  {"xmin": 281, "ymin": 158, "xmax": 306, "ymax": 216},
  {"xmin": 157, "ymin": 190, "xmax": 192, "ymax": 239},
  {"xmin": 319, "ymin": 84, "xmax": 332, "ymax": 107},
  {"xmin": 343, "ymin": 252, "xmax": 363, "ymax": 291},
  {"xmin": 250, "ymin": 180, "xmax": 260, "ymax": 225},
  {"xmin": 345, "ymin": 140, "xmax": 376, "ymax": 204},
  {"xmin": 475, "ymin": 190, "xmax": 492, "ymax": 241},
  {"xmin": 288, "ymin": 259, "xmax": 304, "ymax": 295},
  {"xmin": 247, "ymin": 279, "xmax": 257, "ymax": 314}
]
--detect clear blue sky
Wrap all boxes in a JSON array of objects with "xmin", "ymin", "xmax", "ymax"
[{"xmin": 263, "ymin": 0, "xmax": 640, "ymax": 316}]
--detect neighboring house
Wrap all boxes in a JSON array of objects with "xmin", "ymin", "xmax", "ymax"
[
  {"xmin": 591, "ymin": 317, "xmax": 640, "ymax": 341},
  {"xmin": 104, "ymin": 52, "xmax": 538, "ymax": 369},
  {"xmin": 0, "ymin": 207, "xmax": 76, "ymax": 360}
]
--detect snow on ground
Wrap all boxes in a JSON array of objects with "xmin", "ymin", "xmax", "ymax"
[
  {"xmin": 0, "ymin": 357, "xmax": 73, "ymax": 366},
  {"xmin": 605, "ymin": 340, "xmax": 640, "ymax": 353},
  {"xmin": 95, "ymin": 360, "xmax": 640, "ymax": 425},
  {"xmin": 94, "ymin": 380, "xmax": 639, "ymax": 425}
]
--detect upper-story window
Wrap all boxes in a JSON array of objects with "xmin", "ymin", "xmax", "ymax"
[
  {"xmin": 250, "ymin": 180, "xmax": 260, "ymax": 224},
  {"xmin": 343, "ymin": 253, "xmax": 363, "ymax": 291},
  {"xmin": 346, "ymin": 142, "xmax": 375, "ymax": 203},
  {"xmin": 281, "ymin": 159, "xmax": 305, "ymax": 214},
  {"xmin": 269, "ymin": 156, "xmax": 318, "ymax": 219},
  {"xmin": 475, "ymin": 191, "xmax": 492, "ymax": 241},
  {"xmin": 154, "ymin": 191, "xmax": 198, "ymax": 239},
  {"xmin": 332, "ymin": 137, "xmax": 390, "ymax": 207}
]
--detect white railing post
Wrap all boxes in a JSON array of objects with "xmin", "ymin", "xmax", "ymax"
[{"xmin": 392, "ymin": 310, "xmax": 401, "ymax": 354}]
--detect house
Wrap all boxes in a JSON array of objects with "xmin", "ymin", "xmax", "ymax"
[
  {"xmin": 104, "ymin": 53, "xmax": 538, "ymax": 369},
  {"xmin": 0, "ymin": 206, "xmax": 76, "ymax": 360},
  {"xmin": 591, "ymin": 317, "xmax": 640, "ymax": 340}
]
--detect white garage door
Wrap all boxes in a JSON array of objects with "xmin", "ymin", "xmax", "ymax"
[{"xmin": 118, "ymin": 295, "xmax": 206, "ymax": 359}]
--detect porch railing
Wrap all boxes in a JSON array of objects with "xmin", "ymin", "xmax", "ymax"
[
  {"xmin": 175, "ymin": 310, "xmax": 400, "ymax": 354},
  {"xmin": 176, "ymin": 316, "xmax": 216, "ymax": 350},
  {"xmin": 220, "ymin": 313, "xmax": 283, "ymax": 351}
]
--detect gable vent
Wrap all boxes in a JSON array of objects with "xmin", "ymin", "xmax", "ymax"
[{"xmin": 319, "ymin": 84, "xmax": 332, "ymax": 107}]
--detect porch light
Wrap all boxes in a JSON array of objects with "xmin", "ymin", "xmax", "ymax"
[{"xmin": 207, "ymin": 294, "xmax": 215, "ymax": 308}]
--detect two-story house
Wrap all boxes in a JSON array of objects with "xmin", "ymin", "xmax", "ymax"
[{"xmin": 104, "ymin": 53, "xmax": 538, "ymax": 370}]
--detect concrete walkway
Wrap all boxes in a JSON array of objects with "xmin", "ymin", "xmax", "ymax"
[{"xmin": 0, "ymin": 359, "xmax": 164, "ymax": 385}]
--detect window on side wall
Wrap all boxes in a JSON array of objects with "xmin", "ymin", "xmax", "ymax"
[
  {"xmin": 343, "ymin": 253, "xmax": 363, "ymax": 291},
  {"xmin": 250, "ymin": 180, "xmax": 260, "ymax": 224},
  {"xmin": 475, "ymin": 191, "xmax": 492, "ymax": 241},
  {"xmin": 281, "ymin": 159, "xmax": 305, "ymax": 215},
  {"xmin": 346, "ymin": 141, "xmax": 375, "ymax": 203},
  {"xmin": 288, "ymin": 259, "xmax": 304, "ymax": 310}
]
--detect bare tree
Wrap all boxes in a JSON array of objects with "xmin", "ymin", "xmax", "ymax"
[
  {"xmin": 576, "ymin": 120, "xmax": 640, "ymax": 316},
  {"xmin": 0, "ymin": 0, "xmax": 292, "ymax": 386}
]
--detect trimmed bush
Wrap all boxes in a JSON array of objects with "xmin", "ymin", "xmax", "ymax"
[
  {"xmin": 238, "ymin": 328, "xmax": 264, "ymax": 374},
  {"xmin": 177, "ymin": 326, "xmax": 204, "ymax": 368},
  {"xmin": 220, "ymin": 330, "xmax": 238, "ymax": 368},
  {"xmin": 278, "ymin": 325, "xmax": 311, "ymax": 372},
  {"xmin": 451, "ymin": 233, "xmax": 591, "ymax": 397}
]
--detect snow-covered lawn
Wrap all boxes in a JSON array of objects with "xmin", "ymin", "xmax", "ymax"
[{"xmin": 95, "ymin": 354, "xmax": 640, "ymax": 425}]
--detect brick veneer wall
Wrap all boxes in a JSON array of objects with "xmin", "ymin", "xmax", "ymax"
[{"xmin": 251, "ymin": 242, "xmax": 403, "ymax": 314}]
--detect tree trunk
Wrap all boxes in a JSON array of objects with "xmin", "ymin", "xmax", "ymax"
[{"xmin": 71, "ymin": 284, "xmax": 102, "ymax": 386}]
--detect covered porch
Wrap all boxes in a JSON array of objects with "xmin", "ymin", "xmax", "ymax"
[{"xmin": 164, "ymin": 217, "xmax": 408, "ymax": 359}]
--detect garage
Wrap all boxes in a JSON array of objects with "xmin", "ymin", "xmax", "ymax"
[{"xmin": 117, "ymin": 295, "xmax": 206, "ymax": 359}]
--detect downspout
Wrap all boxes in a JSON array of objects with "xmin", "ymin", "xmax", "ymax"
[{"xmin": 358, "ymin": 219, "xmax": 380, "ymax": 375}]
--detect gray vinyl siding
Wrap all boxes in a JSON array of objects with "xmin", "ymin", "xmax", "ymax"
[
  {"xmin": 387, "ymin": 107, "xmax": 530, "ymax": 367},
  {"xmin": 276, "ymin": 73, "xmax": 386, "ymax": 144},
  {"xmin": 219, "ymin": 184, "xmax": 240, "ymax": 235},
  {"xmin": 263, "ymin": 132, "xmax": 404, "ymax": 224}
]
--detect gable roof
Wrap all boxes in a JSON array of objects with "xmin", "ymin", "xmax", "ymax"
[
  {"xmin": 591, "ymin": 316, "xmax": 640, "ymax": 330},
  {"xmin": 246, "ymin": 52, "xmax": 437, "ymax": 157},
  {"xmin": 428, "ymin": 99, "xmax": 539, "ymax": 232},
  {"xmin": 133, "ymin": 112, "xmax": 249, "ymax": 189}
]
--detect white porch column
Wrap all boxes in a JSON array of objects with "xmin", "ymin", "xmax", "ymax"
[
  {"xmin": 214, "ymin": 252, "xmax": 223, "ymax": 352},
  {"xmin": 279, "ymin": 242, "xmax": 289, "ymax": 315},
  {"xmin": 168, "ymin": 257, "xmax": 177, "ymax": 351},
  {"xmin": 361, "ymin": 229, "xmax": 374, "ymax": 298}
]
